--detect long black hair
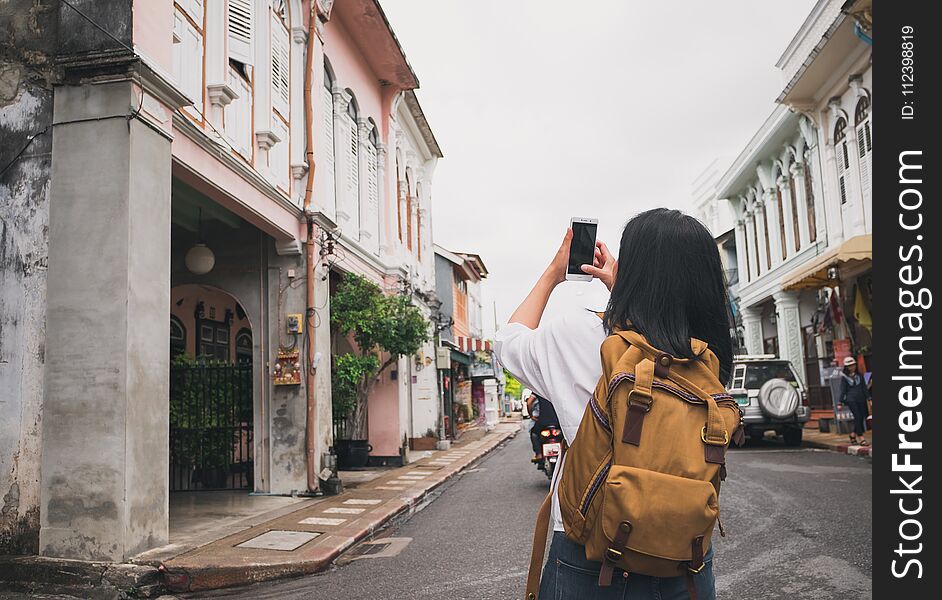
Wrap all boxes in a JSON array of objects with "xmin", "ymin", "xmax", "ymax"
[{"xmin": 602, "ymin": 208, "xmax": 734, "ymax": 382}]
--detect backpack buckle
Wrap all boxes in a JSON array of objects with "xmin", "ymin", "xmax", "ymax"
[
  {"xmin": 701, "ymin": 426, "xmax": 728, "ymax": 446},
  {"xmin": 626, "ymin": 389, "xmax": 652, "ymax": 412},
  {"xmin": 687, "ymin": 562, "xmax": 705, "ymax": 574},
  {"xmin": 605, "ymin": 548, "xmax": 624, "ymax": 562}
]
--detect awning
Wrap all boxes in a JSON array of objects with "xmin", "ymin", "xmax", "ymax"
[
  {"xmin": 455, "ymin": 336, "xmax": 492, "ymax": 353},
  {"xmin": 449, "ymin": 349, "xmax": 471, "ymax": 366},
  {"xmin": 781, "ymin": 235, "xmax": 872, "ymax": 290}
]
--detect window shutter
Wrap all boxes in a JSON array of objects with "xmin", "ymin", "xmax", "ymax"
[
  {"xmin": 225, "ymin": 68, "xmax": 253, "ymax": 159},
  {"xmin": 228, "ymin": 0, "xmax": 254, "ymax": 65},
  {"xmin": 321, "ymin": 86, "xmax": 335, "ymax": 211},
  {"xmin": 366, "ymin": 141, "xmax": 378, "ymax": 215},
  {"xmin": 184, "ymin": 0, "xmax": 204, "ymax": 26},
  {"xmin": 271, "ymin": 117, "xmax": 289, "ymax": 191},
  {"xmin": 185, "ymin": 25, "xmax": 204, "ymax": 112},
  {"xmin": 837, "ymin": 140, "xmax": 848, "ymax": 205},
  {"xmin": 856, "ymin": 120, "xmax": 872, "ymax": 202},
  {"xmin": 271, "ymin": 14, "xmax": 290, "ymax": 117},
  {"xmin": 346, "ymin": 115, "xmax": 358, "ymax": 195}
]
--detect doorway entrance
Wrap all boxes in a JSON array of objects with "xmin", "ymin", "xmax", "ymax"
[{"xmin": 169, "ymin": 284, "xmax": 254, "ymax": 491}]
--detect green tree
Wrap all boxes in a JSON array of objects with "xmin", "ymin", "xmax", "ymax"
[
  {"xmin": 504, "ymin": 369, "xmax": 523, "ymax": 400},
  {"xmin": 331, "ymin": 274, "xmax": 430, "ymax": 439}
]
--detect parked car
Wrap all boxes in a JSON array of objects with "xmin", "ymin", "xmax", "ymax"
[{"xmin": 728, "ymin": 354, "xmax": 809, "ymax": 446}]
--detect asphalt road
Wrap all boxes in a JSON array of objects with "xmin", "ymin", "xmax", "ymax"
[{"xmin": 192, "ymin": 430, "xmax": 872, "ymax": 600}]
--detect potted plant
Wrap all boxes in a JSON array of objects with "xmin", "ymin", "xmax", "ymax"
[{"xmin": 331, "ymin": 274, "xmax": 429, "ymax": 468}]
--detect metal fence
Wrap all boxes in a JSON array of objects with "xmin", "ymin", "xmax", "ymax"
[{"xmin": 169, "ymin": 363, "xmax": 254, "ymax": 491}]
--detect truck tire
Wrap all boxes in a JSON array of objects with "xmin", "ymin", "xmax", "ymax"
[
  {"xmin": 757, "ymin": 378, "xmax": 800, "ymax": 420},
  {"xmin": 783, "ymin": 427, "xmax": 803, "ymax": 447}
]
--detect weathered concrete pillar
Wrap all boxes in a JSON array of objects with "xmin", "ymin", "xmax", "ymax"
[
  {"xmin": 740, "ymin": 306, "xmax": 764, "ymax": 356},
  {"xmin": 40, "ymin": 78, "xmax": 172, "ymax": 561},
  {"xmin": 774, "ymin": 290, "xmax": 806, "ymax": 385}
]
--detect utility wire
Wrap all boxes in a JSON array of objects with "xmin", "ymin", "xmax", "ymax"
[{"xmin": 58, "ymin": 0, "xmax": 137, "ymax": 56}]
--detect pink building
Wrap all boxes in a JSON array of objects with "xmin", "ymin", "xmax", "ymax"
[{"xmin": 1, "ymin": 0, "xmax": 441, "ymax": 561}]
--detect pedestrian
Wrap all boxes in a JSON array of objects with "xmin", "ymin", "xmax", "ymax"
[
  {"xmin": 496, "ymin": 208, "xmax": 732, "ymax": 599},
  {"xmin": 839, "ymin": 356, "xmax": 870, "ymax": 446}
]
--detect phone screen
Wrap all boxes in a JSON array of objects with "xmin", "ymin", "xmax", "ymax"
[{"xmin": 568, "ymin": 221, "xmax": 598, "ymax": 275}]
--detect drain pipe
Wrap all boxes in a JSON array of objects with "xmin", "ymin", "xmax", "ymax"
[{"xmin": 302, "ymin": 2, "xmax": 319, "ymax": 494}]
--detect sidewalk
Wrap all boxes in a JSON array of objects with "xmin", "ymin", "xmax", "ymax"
[
  {"xmin": 802, "ymin": 428, "xmax": 873, "ymax": 457},
  {"xmin": 149, "ymin": 421, "xmax": 519, "ymax": 593}
]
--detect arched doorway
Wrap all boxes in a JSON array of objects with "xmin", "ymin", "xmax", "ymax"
[{"xmin": 169, "ymin": 284, "xmax": 254, "ymax": 491}]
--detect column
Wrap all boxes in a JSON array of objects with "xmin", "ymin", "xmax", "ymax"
[
  {"xmin": 734, "ymin": 219, "xmax": 748, "ymax": 285},
  {"xmin": 744, "ymin": 211, "xmax": 758, "ymax": 283},
  {"xmin": 754, "ymin": 203, "xmax": 769, "ymax": 275},
  {"xmin": 790, "ymin": 162, "xmax": 811, "ymax": 250},
  {"xmin": 41, "ymin": 79, "xmax": 173, "ymax": 560},
  {"xmin": 763, "ymin": 188, "xmax": 784, "ymax": 267},
  {"xmin": 778, "ymin": 175, "xmax": 798, "ymax": 257},
  {"xmin": 741, "ymin": 306, "xmax": 764, "ymax": 355},
  {"xmin": 375, "ymin": 142, "xmax": 391, "ymax": 254},
  {"xmin": 773, "ymin": 290, "xmax": 806, "ymax": 384}
]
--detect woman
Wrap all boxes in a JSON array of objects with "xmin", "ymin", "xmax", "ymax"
[
  {"xmin": 496, "ymin": 208, "xmax": 732, "ymax": 599},
  {"xmin": 839, "ymin": 356, "xmax": 870, "ymax": 446}
]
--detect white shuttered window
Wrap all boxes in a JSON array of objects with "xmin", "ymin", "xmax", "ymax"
[
  {"xmin": 228, "ymin": 0, "xmax": 254, "ymax": 65},
  {"xmin": 345, "ymin": 114, "xmax": 359, "ymax": 199},
  {"xmin": 270, "ymin": 117, "xmax": 289, "ymax": 191},
  {"xmin": 270, "ymin": 13, "xmax": 290, "ymax": 118},
  {"xmin": 855, "ymin": 98, "xmax": 872, "ymax": 204},
  {"xmin": 834, "ymin": 118, "xmax": 849, "ymax": 205},
  {"xmin": 321, "ymin": 82, "xmax": 336, "ymax": 212},
  {"xmin": 225, "ymin": 68, "xmax": 253, "ymax": 159},
  {"xmin": 172, "ymin": 9, "xmax": 204, "ymax": 113}
]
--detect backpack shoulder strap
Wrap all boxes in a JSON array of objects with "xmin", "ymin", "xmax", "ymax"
[{"xmin": 524, "ymin": 491, "xmax": 553, "ymax": 600}]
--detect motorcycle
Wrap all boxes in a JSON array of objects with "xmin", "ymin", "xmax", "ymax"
[{"xmin": 535, "ymin": 425, "xmax": 564, "ymax": 481}]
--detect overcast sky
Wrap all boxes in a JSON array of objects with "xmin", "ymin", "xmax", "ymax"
[{"xmin": 382, "ymin": 0, "xmax": 817, "ymax": 337}]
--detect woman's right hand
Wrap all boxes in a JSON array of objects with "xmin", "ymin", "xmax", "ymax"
[{"xmin": 581, "ymin": 240, "xmax": 617, "ymax": 291}]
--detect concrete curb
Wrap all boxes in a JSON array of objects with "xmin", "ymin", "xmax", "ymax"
[
  {"xmin": 161, "ymin": 426, "xmax": 519, "ymax": 593},
  {"xmin": 803, "ymin": 439, "xmax": 873, "ymax": 457}
]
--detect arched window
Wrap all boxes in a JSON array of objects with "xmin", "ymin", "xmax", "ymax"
[
  {"xmin": 322, "ymin": 61, "xmax": 336, "ymax": 214},
  {"xmin": 854, "ymin": 96, "xmax": 872, "ymax": 202},
  {"xmin": 803, "ymin": 151, "xmax": 817, "ymax": 243},
  {"xmin": 833, "ymin": 117, "xmax": 850, "ymax": 205},
  {"xmin": 270, "ymin": 1, "xmax": 290, "ymax": 118},
  {"xmin": 344, "ymin": 91, "xmax": 360, "ymax": 220},
  {"xmin": 788, "ymin": 174, "xmax": 800, "ymax": 249},
  {"xmin": 366, "ymin": 122, "xmax": 379, "ymax": 247},
  {"xmin": 171, "ymin": 316, "xmax": 187, "ymax": 359},
  {"xmin": 775, "ymin": 185, "xmax": 787, "ymax": 260},
  {"xmin": 235, "ymin": 328, "xmax": 253, "ymax": 365}
]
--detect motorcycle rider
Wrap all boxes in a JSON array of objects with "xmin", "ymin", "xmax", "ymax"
[{"xmin": 527, "ymin": 392, "xmax": 560, "ymax": 462}]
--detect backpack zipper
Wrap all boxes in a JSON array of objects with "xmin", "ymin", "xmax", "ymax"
[{"xmin": 579, "ymin": 457, "xmax": 612, "ymax": 517}]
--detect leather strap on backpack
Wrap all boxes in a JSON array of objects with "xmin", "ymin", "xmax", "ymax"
[
  {"xmin": 523, "ymin": 491, "xmax": 553, "ymax": 600},
  {"xmin": 621, "ymin": 359, "xmax": 654, "ymax": 445},
  {"xmin": 599, "ymin": 520, "xmax": 632, "ymax": 586}
]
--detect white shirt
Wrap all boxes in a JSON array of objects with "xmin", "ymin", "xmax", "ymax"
[{"xmin": 494, "ymin": 308, "xmax": 606, "ymax": 531}]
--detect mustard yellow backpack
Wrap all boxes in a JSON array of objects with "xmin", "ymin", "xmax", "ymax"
[{"xmin": 525, "ymin": 328, "xmax": 743, "ymax": 599}]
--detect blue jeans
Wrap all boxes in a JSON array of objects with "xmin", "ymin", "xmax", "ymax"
[{"xmin": 539, "ymin": 532, "xmax": 716, "ymax": 600}]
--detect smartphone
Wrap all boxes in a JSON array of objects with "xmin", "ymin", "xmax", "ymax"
[{"xmin": 566, "ymin": 217, "xmax": 598, "ymax": 282}]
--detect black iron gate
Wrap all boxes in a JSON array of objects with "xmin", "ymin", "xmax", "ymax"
[{"xmin": 170, "ymin": 362, "xmax": 254, "ymax": 491}]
